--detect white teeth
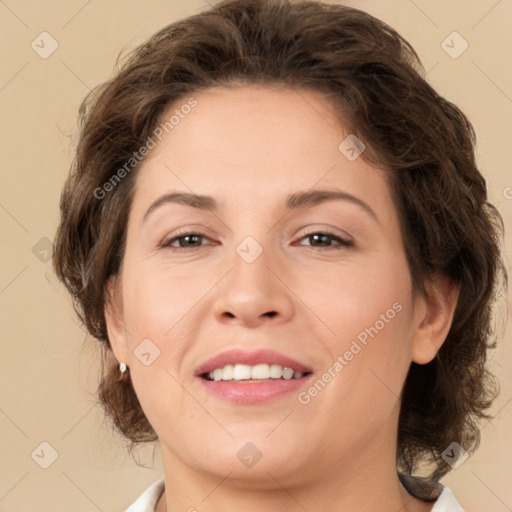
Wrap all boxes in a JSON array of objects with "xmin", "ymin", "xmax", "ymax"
[
  {"xmin": 282, "ymin": 367, "xmax": 294, "ymax": 379},
  {"xmin": 269, "ymin": 364, "xmax": 282, "ymax": 378},
  {"xmin": 233, "ymin": 364, "xmax": 252, "ymax": 380},
  {"xmin": 221, "ymin": 364, "xmax": 234, "ymax": 380},
  {"xmin": 251, "ymin": 363, "xmax": 270, "ymax": 379},
  {"xmin": 206, "ymin": 363, "xmax": 306, "ymax": 381}
]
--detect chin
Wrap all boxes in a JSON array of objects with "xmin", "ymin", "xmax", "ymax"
[{"xmin": 194, "ymin": 437, "xmax": 312, "ymax": 485}]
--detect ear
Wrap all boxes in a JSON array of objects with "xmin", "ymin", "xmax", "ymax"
[
  {"xmin": 411, "ymin": 274, "xmax": 460, "ymax": 365},
  {"xmin": 104, "ymin": 275, "xmax": 128, "ymax": 364}
]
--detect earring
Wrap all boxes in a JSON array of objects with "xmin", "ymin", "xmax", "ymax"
[{"xmin": 119, "ymin": 362, "xmax": 128, "ymax": 380}]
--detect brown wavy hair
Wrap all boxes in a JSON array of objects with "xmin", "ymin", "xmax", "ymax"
[{"xmin": 53, "ymin": 0, "xmax": 507, "ymax": 478}]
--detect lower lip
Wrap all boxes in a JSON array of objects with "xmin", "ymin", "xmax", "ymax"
[{"xmin": 197, "ymin": 376, "xmax": 312, "ymax": 404}]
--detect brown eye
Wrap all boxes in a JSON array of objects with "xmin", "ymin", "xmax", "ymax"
[
  {"xmin": 160, "ymin": 232, "xmax": 210, "ymax": 250},
  {"xmin": 296, "ymin": 232, "xmax": 353, "ymax": 250}
]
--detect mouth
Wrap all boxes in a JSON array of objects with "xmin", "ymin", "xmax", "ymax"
[
  {"xmin": 195, "ymin": 348, "xmax": 313, "ymax": 404},
  {"xmin": 200, "ymin": 363, "xmax": 310, "ymax": 382}
]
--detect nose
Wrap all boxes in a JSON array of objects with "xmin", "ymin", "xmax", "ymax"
[{"xmin": 212, "ymin": 244, "xmax": 294, "ymax": 328}]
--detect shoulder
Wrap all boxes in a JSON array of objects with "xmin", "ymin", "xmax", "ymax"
[
  {"xmin": 431, "ymin": 486, "xmax": 465, "ymax": 512},
  {"xmin": 124, "ymin": 477, "xmax": 165, "ymax": 512},
  {"xmin": 399, "ymin": 473, "xmax": 464, "ymax": 512}
]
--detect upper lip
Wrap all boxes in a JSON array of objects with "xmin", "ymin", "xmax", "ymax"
[{"xmin": 195, "ymin": 348, "xmax": 313, "ymax": 376}]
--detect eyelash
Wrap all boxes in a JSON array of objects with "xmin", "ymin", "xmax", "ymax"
[{"xmin": 159, "ymin": 230, "xmax": 354, "ymax": 252}]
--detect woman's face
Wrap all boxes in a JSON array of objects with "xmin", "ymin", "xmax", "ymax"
[{"xmin": 107, "ymin": 85, "xmax": 432, "ymax": 485}]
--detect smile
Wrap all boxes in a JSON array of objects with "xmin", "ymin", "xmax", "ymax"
[
  {"xmin": 202, "ymin": 363, "xmax": 307, "ymax": 381},
  {"xmin": 195, "ymin": 349, "xmax": 313, "ymax": 404}
]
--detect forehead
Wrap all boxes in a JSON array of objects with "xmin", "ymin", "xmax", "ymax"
[{"xmin": 131, "ymin": 84, "xmax": 393, "ymax": 220}]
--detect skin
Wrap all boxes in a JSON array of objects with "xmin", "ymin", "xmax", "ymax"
[{"xmin": 106, "ymin": 84, "xmax": 459, "ymax": 512}]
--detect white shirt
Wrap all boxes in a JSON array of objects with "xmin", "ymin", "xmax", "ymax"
[{"xmin": 124, "ymin": 477, "xmax": 465, "ymax": 511}]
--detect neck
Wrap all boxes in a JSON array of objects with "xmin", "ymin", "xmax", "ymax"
[{"xmin": 155, "ymin": 433, "xmax": 434, "ymax": 512}]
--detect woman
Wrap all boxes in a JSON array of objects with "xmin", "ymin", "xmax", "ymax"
[{"xmin": 53, "ymin": 0, "xmax": 506, "ymax": 510}]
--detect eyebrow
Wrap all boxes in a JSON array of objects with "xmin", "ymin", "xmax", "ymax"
[{"xmin": 142, "ymin": 189, "xmax": 379, "ymax": 223}]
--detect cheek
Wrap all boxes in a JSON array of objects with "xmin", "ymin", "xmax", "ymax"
[
  {"xmin": 300, "ymin": 273, "xmax": 414, "ymax": 451},
  {"xmin": 300, "ymin": 253, "xmax": 415, "ymax": 409},
  {"xmin": 121, "ymin": 261, "xmax": 207, "ymax": 338},
  {"xmin": 118, "ymin": 264, "xmax": 202, "ymax": 432},
  {"xmin": 299, "ymin": 257, "xmax": 413, "ymax": 348}
]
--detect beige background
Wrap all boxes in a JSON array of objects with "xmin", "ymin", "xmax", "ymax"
[{"xmin": 0, "ymin": 0, "xmax": 510, "ymax": 511}]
